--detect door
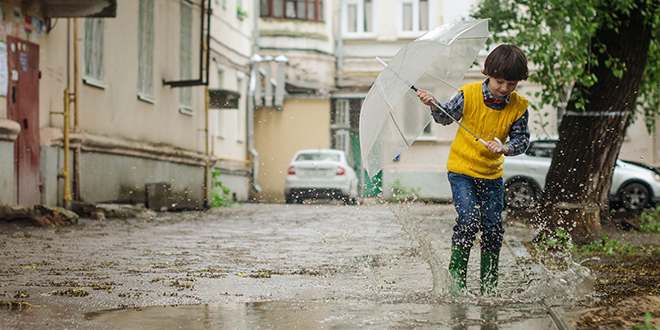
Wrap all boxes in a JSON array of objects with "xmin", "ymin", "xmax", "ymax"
[{"xmin": 6, "ymin": 36, "xmax": 40, "ymax": 205}]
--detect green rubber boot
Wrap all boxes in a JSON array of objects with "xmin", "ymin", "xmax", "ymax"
[
  {"xmin": 448, "ymin": 244, "xmax": 470, "ymax": 297},
  {"xmin": 480, "ymin": 250, "xmax": 500, "ymax": 296}
]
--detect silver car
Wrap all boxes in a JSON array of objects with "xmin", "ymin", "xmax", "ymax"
[
  {"xmin": 502, "ymin": 140, "xmax": 660, "ymax": 211},
  {"xmin": 284, "ymin": 149, "xmax": 358, "ymax": 204}
]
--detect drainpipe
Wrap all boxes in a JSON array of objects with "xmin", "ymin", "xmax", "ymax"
[
  {"xmin": 337, "ymin": 0, "xmax": 344, "ymax": 87},
  {"xmin": 204, "ymin": 86, "xmax": 211, "ymax": 207},
  {"xmin": 62, "ymin": 89, "xmax": 72, "ymax": 208},
  {"xmin": 73, "ymin": 18, "xmax": 81, "ymax": 201},
  {"xmin": 248, "ymin": 0, "xmax": 262, "ymax": 193},
  {"xmin": 248, "ymin": 54, "xmax": 262, "ymax": 193}
]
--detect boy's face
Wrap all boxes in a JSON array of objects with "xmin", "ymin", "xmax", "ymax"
[{"xmin": 487, "ymin": 77, "xmax": 519, "ymax": 99}]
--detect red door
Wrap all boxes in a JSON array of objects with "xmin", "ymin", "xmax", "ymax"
[{"xmin": 6, "ymin": 36, "xmax": 40, "ymax": 205}]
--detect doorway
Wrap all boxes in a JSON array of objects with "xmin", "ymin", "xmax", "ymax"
[{"xmin": 6, "ymin": 36, "xmax": 40, "ymax": 205}]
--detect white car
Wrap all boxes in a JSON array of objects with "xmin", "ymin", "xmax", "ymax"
[
  {"xmin": 284, "ymin": 149, "xmax": 358, "ymax": 204},
  {"xmin": 502, "ymin": 140, "xmax": 660, "ymax": 211}
]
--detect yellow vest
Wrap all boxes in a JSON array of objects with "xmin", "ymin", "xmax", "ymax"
[{"xmin": 446, "ymin": 81, "xmax": 529, "ymax": 179}]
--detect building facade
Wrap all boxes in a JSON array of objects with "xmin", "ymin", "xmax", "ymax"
[{"xmin": 0, "ymin": 0, "xmax": 252, "ymax": 208}]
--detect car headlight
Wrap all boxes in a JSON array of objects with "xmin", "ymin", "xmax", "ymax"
[{"xmin": 654, "ymin": 173, "xmax": 660, "ymax": 182}]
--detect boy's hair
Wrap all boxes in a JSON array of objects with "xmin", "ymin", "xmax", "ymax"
[{"xmin": 481, "ymin": 44, "xmax": 529, "ymax": 81}]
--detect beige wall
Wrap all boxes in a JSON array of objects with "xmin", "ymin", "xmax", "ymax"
[
  {"xmin": 619, "ymin": 116, "xmax": 658, "ymax": 166},
  {"xmin": 208, "ymin": 0, "xmax": 252, "ymax": 163},
  {"xmin": 34, "ymin": 0, "xmax": 207, "ymax": 153},
  {"xmin": 253, "ymin": 97, "xmax": 331, "ymax": 202}
]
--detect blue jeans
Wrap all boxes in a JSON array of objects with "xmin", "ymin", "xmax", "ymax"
[{"xmin": 448, "ymin": 172, "xmax": 504, "ymax": 253}]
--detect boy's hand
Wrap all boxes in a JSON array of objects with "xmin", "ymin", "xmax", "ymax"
[
  {"xmin": 485, "ymin": 140, "xmax": 509, "ymax": 155},
  {"xmin": 416, "ymin": 89, "xmax": 437, "ymax": 108}
]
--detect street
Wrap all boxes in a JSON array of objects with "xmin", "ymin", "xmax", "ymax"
[{"xmin": 0, "ymin": 202, "xmax": 579, "ymax": 329}]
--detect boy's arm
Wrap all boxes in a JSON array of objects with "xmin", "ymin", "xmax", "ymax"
[
  {"xmin": 504, "ymin": 110, "xmax": 530, "ymax": 156},
  {"xmin": 424, "ymin": 91, "xmax": 464, "ymax": 126}
]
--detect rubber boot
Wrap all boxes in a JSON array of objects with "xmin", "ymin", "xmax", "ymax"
[
  {"xmin": 448, "ymin": 244, "xmax": 470, "ymax": 297},
  {"xmin": 480, "ymin": 250, "xmax": 500, "ymax": 296}
]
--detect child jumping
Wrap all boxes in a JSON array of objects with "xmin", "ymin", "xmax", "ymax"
[{"xmin": 416, "ymin": 44, "xmax": 530, "ymax": 296}]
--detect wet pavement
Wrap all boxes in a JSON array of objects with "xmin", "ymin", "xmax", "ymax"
[{"xmin": 0, "ymin": 202, "xmax": 586, "ymax": 329}]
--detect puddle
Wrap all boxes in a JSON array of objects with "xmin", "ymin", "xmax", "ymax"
[{"xmin": 87, "ymin": 300, "xmax": 555, "ymax": 329}]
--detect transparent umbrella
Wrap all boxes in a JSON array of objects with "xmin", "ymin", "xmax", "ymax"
[{"xmin": 359, "ymin": 19, "xmax": 490, "ymax": 178}]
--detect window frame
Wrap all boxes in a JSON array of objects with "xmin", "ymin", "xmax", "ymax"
[
  {"xmin": 260, "ymin": 0, "xmax": 324, "ymax": 22},
  {"xmin": 398, "ymin": 0, "xmax": 429, "ymax": 38},
  {"xmin": 333, "ymin": 99, "xmax": 350, "ymax": 129},
  {"xmin": 138, "ymin": 0, "xmax": 155, "ymax": 103},
  {"xmin": 83, "ymin": 18, "xmax": 105, "ymax": 88},
  {"xmin": 236, "ymin": 70, "xmax": 246, "ymax": 143},
  {"xmin": 343, "ymin": 0, "xmax": 376, "ymax": 39},
  {"xmin": 335, "ymin": 129, "xmax": 350, "ymax": 157},
  {"xmin": 178, "ymin": 0, "xmax": 194, "ymax": 115}
]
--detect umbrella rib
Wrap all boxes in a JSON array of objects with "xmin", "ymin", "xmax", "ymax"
[
  {"xmin": 423, "ymin": 72, "xmax": 460, "ymax": 90},
  {"xmin": 455, "ymin": 36, "xmax": 489, "ymax": 41},
  {"xmin": 389, "ymin": 112, "xmax": 411, "ymax": 148}
]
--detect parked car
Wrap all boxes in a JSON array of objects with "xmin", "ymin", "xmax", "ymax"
[
  {"xmin": 284, "ymin": 149, "xmax": 358, "ymax": 204},
  {"xmin": 502, "ymin": 140, "xmax": 660, "ymax": 211}
]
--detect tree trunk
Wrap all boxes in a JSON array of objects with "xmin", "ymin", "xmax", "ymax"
[{"xmin": 534, "ymin": 2, "xmax": 652, "ymax": 244}]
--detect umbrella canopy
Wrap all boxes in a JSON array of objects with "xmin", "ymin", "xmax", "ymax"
[{"xmin": 359, "ymin": 19, "xmax": 490, "ymax": 178}]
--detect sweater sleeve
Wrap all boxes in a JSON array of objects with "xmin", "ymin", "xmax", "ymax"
[
  {"xmin": 431, "ymin": 91, "xmax": 464, "ymax": 126},
  {"xmin": 504, "ymin": 110, "xmax": 530, "ymax": 156}
]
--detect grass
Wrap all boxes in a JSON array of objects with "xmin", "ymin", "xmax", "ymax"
[
  {"xmin": 639, "ymin": 207, "xmax": 660, "ymax": 233},
  {"xmin": 632, "ymin": 312, "xmax": 660, "ymax": 330},
  {"xmin": 579, "ymin": 235, "xmax": 652, "ymax": 256}
]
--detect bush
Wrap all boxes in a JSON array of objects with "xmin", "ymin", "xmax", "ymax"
[
  {"xmin": 638, "ymin": 207, "xmax": 660, "ymax": 233},
  {"xmin": 210, "ymin": 170, "xmax": 233, "ymax": 208},
  {"xmin": 390, "ymin": 179, "xmax": 420, "ymax": 202}
]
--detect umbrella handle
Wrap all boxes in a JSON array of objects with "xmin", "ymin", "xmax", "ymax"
[
  {"xmin": 495, "ymin": 137, "xmax": 503, "ymax": 153},
  {"xmin": 478, "ymin": 138, "xmax": 503, "ymax": 153}
]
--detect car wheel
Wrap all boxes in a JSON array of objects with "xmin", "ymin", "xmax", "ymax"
[
  {"xmin": 619, "ymin": 182, "xmax": 650, "ymax": 211},
  {"xmin": 504, "ymin": 179, "xmax": 539, "ymax": 210},
  {"xmin": 341, "ymin": 195, "xmax": 357, "ymax": 205},
  {"xmin": 285, "ymin": 194, "xmax": 294, "ymax": 204}
]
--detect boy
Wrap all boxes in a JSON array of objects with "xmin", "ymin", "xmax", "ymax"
[{"xmin": 416, "ymin": 44, "xmax": 530, "ymax": 296}]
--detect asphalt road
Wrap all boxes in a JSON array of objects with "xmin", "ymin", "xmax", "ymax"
[{"xmin": 0, "ymin": 202, "xmax": 587, "ymax": 329}]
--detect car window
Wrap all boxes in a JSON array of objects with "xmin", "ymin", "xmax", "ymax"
[
  {"xmin": 296, "ymin": 152, "xmax": 341, "ymax": 162},
  {"xmin": 525, "ymin": 141, "xmax": 556, "ymax": 158}
]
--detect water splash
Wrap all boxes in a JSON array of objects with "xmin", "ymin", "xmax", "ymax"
[
  {"xmin": 386, "ymin": 203, "xmax": 595, "ymax": 302},
  {"xmin": 387, "ymin": 203, "xmax": 448, "ymax": 296}
]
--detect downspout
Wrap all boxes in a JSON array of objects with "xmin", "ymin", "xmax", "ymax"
[
  {"xmin": 248, "ymin": 0, "xmax": 262, "ymax": 193},
  {"xmin": 337, "ymin": 0, "xmax": 344, "ymax": 87},
  {"xmin": 73, "ymin": 18, "xmax": 81, "ymax": 201},
  {"xmin": 248, "ymin": 56, "xmax": 261, "ymax": 193},
  {"xmin": 204, "ymin": 86, "xmax": 211, "ymax": 207},
  {"xmin": 62, "ymin": 89, "xmax": 72, "ymax": 208}
]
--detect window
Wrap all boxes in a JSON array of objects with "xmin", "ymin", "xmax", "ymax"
[
  {"xmin": 83, "ymin": 18, "xmax": 104, "ymax": 87},
  {"xmin": 344, "ymin": 0, "xmax": 373, "ymax": 36},
  {"xmin": 236, "ymin": 70, "xmax": 246, "ymax": 142},
  {"xmin": 215, "ymin": 66, "xmax": 225, "ymax": 138},
  {"xmin": 261, "ymin": 0, "xmax": 324, "ymax": 22},
  {"xmin": 179, "ymin": 1, "xmax": 193, "ymax": 114},
  {"xmin": 334, "ymin": 99, "xmax": 349, "ymax": 127},
  {"xmin": 400, "ymin": 0, "xmax": 428, "ymax": 36},
  {"xmin": 138, "ymin": 0, "xmax": 155, "ymax": 101},
  {"xmin": 335, "ymin": 130, "xmax": 350, "ymax": 156}
]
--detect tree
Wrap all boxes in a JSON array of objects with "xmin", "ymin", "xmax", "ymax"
[{"xmin": 473, "ymin": 0, "xmax": 660, "ymax": 243}]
